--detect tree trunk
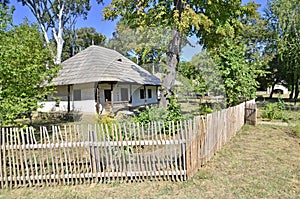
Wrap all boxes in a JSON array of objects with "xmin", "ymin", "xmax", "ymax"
[
  {"xmin": 289, "ymin": 82, "xmax": 294, "ymax": 99},
  {"xmin": 269, "ymin": 82, "xmax": 276, "ymax": 99},
  {"xmin": 52, "ymin": 3, "xmax": 65, "ymax": 64},
  {"xmin": 294, "ymin": 78, "xmax": 299, "ymax": 105},
  {"xmin": 159, "ymin": 29, "xmax": 182, "ymax": 108}
]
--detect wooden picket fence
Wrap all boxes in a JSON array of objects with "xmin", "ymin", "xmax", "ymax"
[{"xmin": 0, "ymin": 100, "xmax": 256, "ymax": 188}]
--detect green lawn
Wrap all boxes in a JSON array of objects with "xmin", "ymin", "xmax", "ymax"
[{"xmin": 1, "ymin": 124, "xmax": 299, "ymax": 199}]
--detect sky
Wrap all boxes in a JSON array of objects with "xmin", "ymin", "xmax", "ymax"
[{"xmin": 10, "ymin": 0, "xmax": 267, "ymax": 61}]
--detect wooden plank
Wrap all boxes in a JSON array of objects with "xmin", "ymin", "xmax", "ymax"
[
  {"xmin": 0, "ymin": 128, "xmax": 2, "ymax": 188},
  {"xmin": 43, "ymin": 127, "xmax": 51, "ymax": 186},
  {"xmin": 70, "ymin": 125, "xmax": 76, "ymax": 185},
  {"xmin": 94, "ymin": 124, "xmax": 101, "ymax": 183},
  {"xmin": 123, "ymin": 123, "xmax": 132, "ymax": 182},
  {"xmin": 173, "ymin": 121, "xmax": 179, "ymax": 181},
  {"xmin": 119, "ymin": 123, "xmax": 126, "ymax": 182},
  {"xmin": 81, "ymin": 125, "xmax": 90, "ymax": 183},
  {"xmin": 53, "ymin": 126, "xmax": 61, "ymax": 185},
  {"xmin": 6, "ymin": 128, "xmax": 12, "ymax": 188},
  {"xmin": 25, "ymin": 128, "xmax": 34, "ymax": 187},
  {"xmin": 61, "ymin": 126, "xmax": 70, "ymax": 185},
  {"xmin": 39, "ymin": 127, "xmax": 46, "ymax": 187},
  {"xmin": 16, "ymin": 128, "xmax": 25, "ymax": 187},
  {"xmin": 105, "ymin": 123, "xmax": 114, "ymax": 183},
  {"xmin": 29, "ymin": 127, "xmax": 40, "ymax": 186},
  {"xmin": 114, "ymin": 124, "xmax": 122, "ymax": 181},
  {"xmin": 100, "ymin": 124, "xmax": 108, "ymax": 183},
  {"xmin": 154, "ymin": 121, "xmax": 161, "ymax": 181},
  {"xmin": 20, "ymin": 128, "xmax": 29, "ymax": 187},
  {"xmin": 2, "ymin": 128, "xmax": 7, "ymax": 188},
  {"xmin": 73, "ymin": 125, "xmax": 81, "ymax": 184},
  {"xmin": 57, "ymin": 126, "xmax": 65, "ymax": 185},
  {"xmin": 134, "ymin": 122, "xmax": 141, "ymax": 182}
]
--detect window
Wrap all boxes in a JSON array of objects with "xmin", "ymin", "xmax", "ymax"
[
  {"xmin": 140, "ymin": 89, "xmax": 145, "ymax": 99},
  {"xmin": 73, "ymin": 89, "xmax": 81, "ymax": 100},
  {"xmin": 121, "ymin": 88, "xmax": 129, "ymax": 101},
  {"xmin": 147, "ymin": 89, "xmax": 152, "ymax": 99}
]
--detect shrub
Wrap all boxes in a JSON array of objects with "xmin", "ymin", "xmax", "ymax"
[
  {"xmin": 133, "ymin": 105, "xmax": 167, "ymax": 124},
  {"xmin": 199, "ymin": 104, "xmax": 213, "ymax": 115},
  {"xmin": 166, "ymin": 96, "xmax": 182, "ymax": 123},
  {"xmin": 261, "ymin": 98, "xmax": 288, "ymax": 122}
]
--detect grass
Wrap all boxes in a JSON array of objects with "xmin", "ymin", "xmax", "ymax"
[
  {"xmin": 0, "ymin": 124, "xmax": 299, "ymax": 199},
  {"xmin": 256, "ymin": 95, "xmax": 300, "ymax": 125}
]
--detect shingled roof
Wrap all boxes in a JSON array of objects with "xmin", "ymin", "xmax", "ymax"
[{"xmin": 52, "ymin": 45, "xmax": 161, "ymax": 86}]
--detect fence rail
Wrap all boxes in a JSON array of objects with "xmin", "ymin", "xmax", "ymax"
[{"xmin": 0, "ymin": 100, "xmax": 256, "ymax": 188}]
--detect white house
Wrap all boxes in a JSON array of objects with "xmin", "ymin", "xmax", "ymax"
[
  {"xmin": 38, "ymin": 45, "xmax": 161, "ymax": 114},
  {"xmin": 267, "ymin": 84, "xmax": 289, "ymax": 95}
]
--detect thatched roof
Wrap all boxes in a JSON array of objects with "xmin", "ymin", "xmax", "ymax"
[{"xmin": 52, "ymin": 45, "xmax": 161, "ymax": 86}]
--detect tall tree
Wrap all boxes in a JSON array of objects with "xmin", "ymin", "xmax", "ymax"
[
  {"xmin": 17, "ymin": 0, "xmax": 95, "ymax": 64},
  {"xmin": 106, "ymin": 21, "xmax": 174, "ymax": 73},
  {"xmin": 178, "ymin": 50, "xmax": 225, "ymax": 97},
  {"xmin": 264, "ymin": 0, "xmax": 300, "ymax": 100},
  {"xmin": 212, "ymin": 37, "xmax": 260, "ymax": 106},
  {"xmin": 103, "ymin": 0, "xmax": 257, "ymax": 107},
  {"xmin": 0, "ymin": 1, "xmax": 13, "ymax": 31},
  {"xmin": 0, "ymin": 20, "xmax": 58, "ymax": 126},
  {"xmin": 62, "ymin": 27, "xmax": 106, "ymax": 61}
]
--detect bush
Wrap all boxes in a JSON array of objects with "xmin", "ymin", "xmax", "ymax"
[
  {"xmin": 133, "ymin": 105, "xmax": 167, "ymax": 124},
  {"xmin": 261, "ymin": 98, "xmax": 288, "ymax": 122},
  {"xmin": 133, "ymin": 96, "xmax": 182, "ymax": 124},
  {"xmin": 199, "ymin": 104, "xmax": 213, "ymax": 115},
  {"xmin": 166, "ymin": 96, "xmax": 182, "ymax": 122}
]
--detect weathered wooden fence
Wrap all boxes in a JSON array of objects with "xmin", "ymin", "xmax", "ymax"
[{"xmin": 0, "ymin": 100, "xmax": 256, "ymax": 188}]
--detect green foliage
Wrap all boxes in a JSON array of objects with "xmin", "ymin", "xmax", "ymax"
[
  {"xmin": 18, "ymin": 0, "xmax": 95, "ymax": 63},
  {"xmin": 0, "ymin": 3, "xmax": 13, "ymax": 31},
  {"xmin": 103, "ymin": 0, "xmax": 258, "ymax": 108},
  {"xmin": 212, "ymin": 38, "xmax": 260, "ymax": 106},
  {"xmin": 0, "ymin": 22, "xmax": 59, "ymax": 126},
  {"xmin": 133, "ymin": 106, "xmax": 167, "ymax": 124},
  {"xmin": 264, "ymin": 0, "xmax": 300, "ymax": 99},
  {"xmin": 97, "ymin": 114, "xmax": 115, "ymax": 137},
  {"xmin": 199, "ymin": 104, "xmax": 214, "ymax": 115},
  {"xmin": 178, "ymin": 50, "xmax": 225, "ymax": 97},
  {"xmin": 261, "ymin": 99, "xmax": 288, "ymax": 122},
  {"xmin": 133, "ymin": 97, "xmax": 182, "ymax": 125},
  {"xmin": 63, "ymin": 27, "xmax": 106, "ymax": 61},
  {"xmin": 166, "ymin": 96, "xmax": 182, "ymax": 123}
]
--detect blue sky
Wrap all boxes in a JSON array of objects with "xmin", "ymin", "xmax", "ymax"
[{"xmin": 10, "ymin": 0, "xmax": 267, "ymax": 60}]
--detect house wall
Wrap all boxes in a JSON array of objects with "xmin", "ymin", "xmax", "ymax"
[
  {"xmin": 38, "ymin": 83, "xmax": 96, "ymax": 113},
  {"xmin": 131, "ymin": 85, "xmax": 158, "ymax": 107},
  {"xmin": 38, "ymin": 82, "xmax": 159, "ymax": 113}
]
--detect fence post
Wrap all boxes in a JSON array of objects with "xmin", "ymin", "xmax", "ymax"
[
  {"xmin": 89, "ymin": 130, "xmax": 99, "ymax": 173},
  {"xmin": 245, "ymin": 99, "xmax": 257, "ymax": 126}
]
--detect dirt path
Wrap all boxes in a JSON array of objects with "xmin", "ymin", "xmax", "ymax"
[{"xmin": 1, "ymin": 125, "xmax": 299, "ymax": 199}]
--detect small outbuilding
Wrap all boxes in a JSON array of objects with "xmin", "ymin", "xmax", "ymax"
[
  {"xmin": 38, "ymin": 45, "xmax": 161, "ymax": 114},
  {"xmin": 267, "ymin": 84, "xmax": 289, "ymax": 95}
]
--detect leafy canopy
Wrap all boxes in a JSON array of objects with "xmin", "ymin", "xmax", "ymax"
[{"xmin": 0, "ymin": 19, "xmax": 59, "ymax": 126}]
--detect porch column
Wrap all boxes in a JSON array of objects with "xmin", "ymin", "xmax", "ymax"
[
  {"xmin": 144, "ymin": 85, "xmax": 147, "ymax": 105},
  {"xmin": 111, "ymin": 83, "xmax": 114, "ymax": 113},
  {"xmin": 95, "ymin": 82, "xmax": 100, "ymax": 114},
  {"xmin": 129, "ymin": 84, "xmax": 132, "ymax": 103},
  {"xmin": 67, "ymin": 85, "xmax": 71, "ymax": 112}
]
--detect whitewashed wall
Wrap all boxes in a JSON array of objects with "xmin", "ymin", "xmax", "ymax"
[
  {"xmin": 38, "ymin": 82, "xmax": 159, "ymax": 113},
  {"xmin": 38, "ymin": 83, "xmax": 96, "ymax": 113},
  {"xmin": 131, "ymin": 85, "xmax": 158, "ymax": 107}
]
